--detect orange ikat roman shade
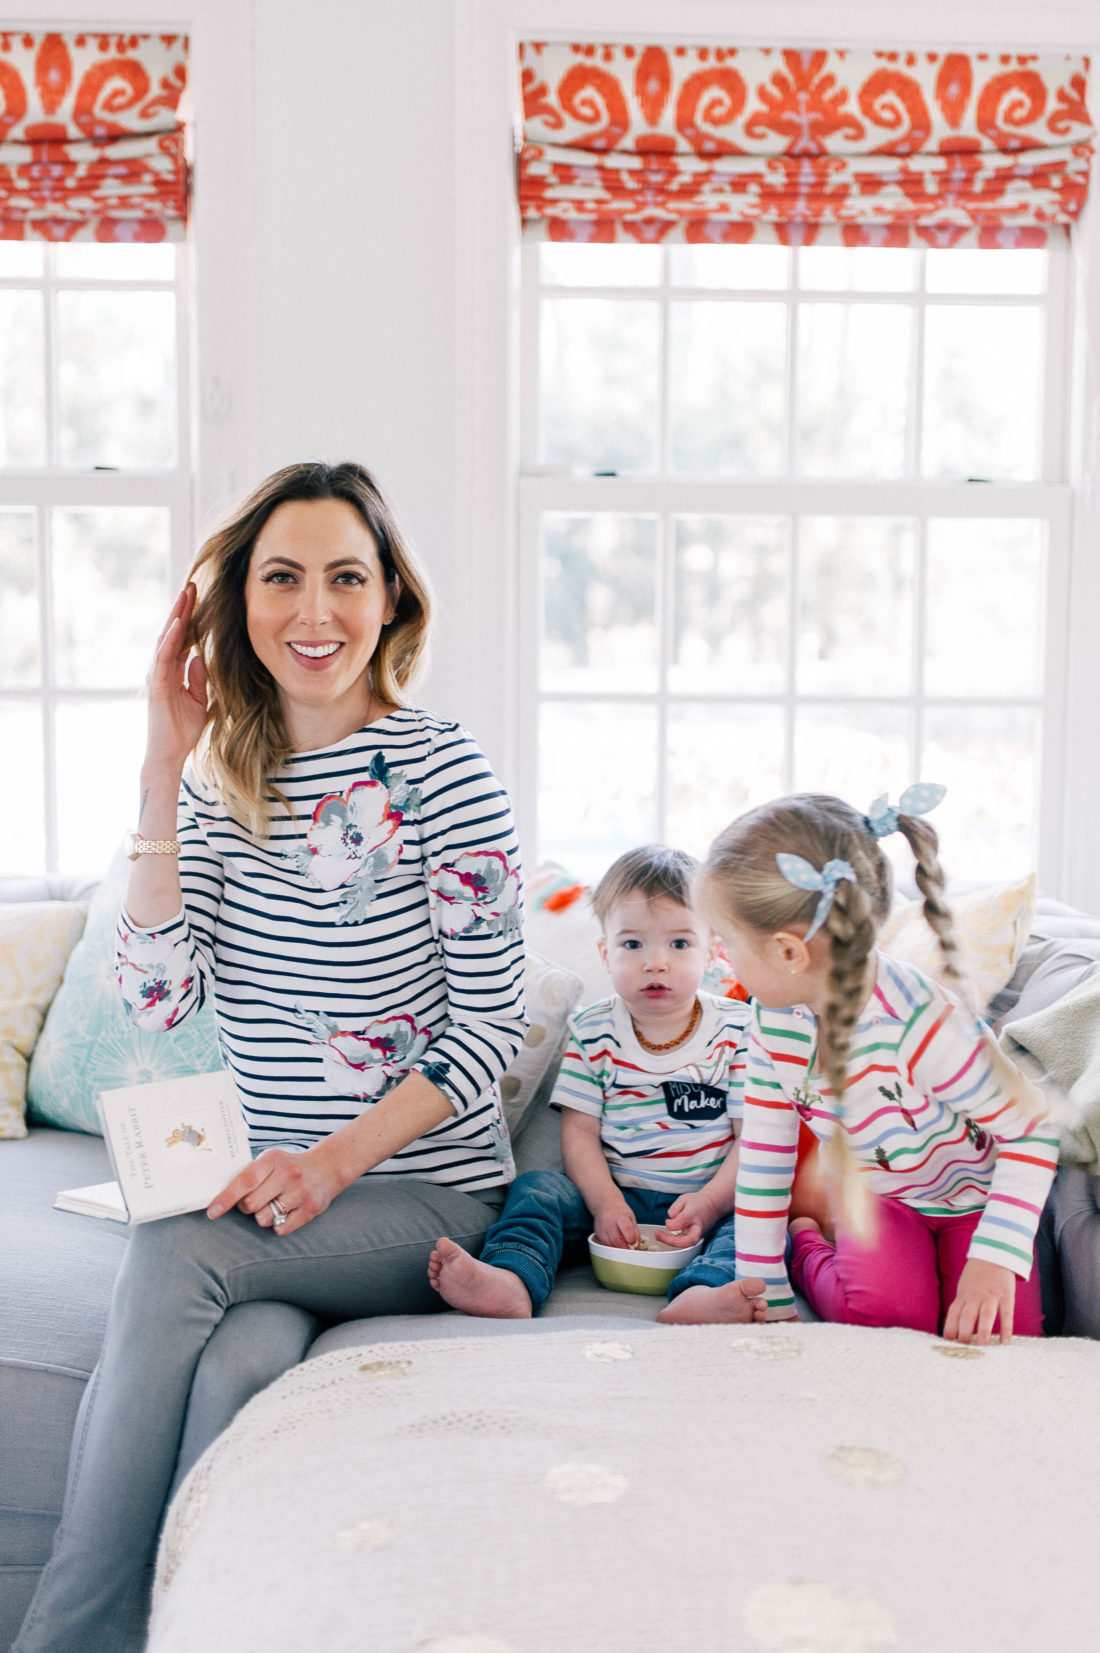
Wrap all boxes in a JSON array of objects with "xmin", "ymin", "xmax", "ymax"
[
  {"xmin": 0, "ymin": 30, "xmax": 189, "ymax": 242},
  {"xmin": 517, "ymin": 42, "xmax": 1095, "ymax": 247}
]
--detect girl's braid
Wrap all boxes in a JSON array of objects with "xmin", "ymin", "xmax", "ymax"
[
  {"xmin": 895, "ymin": 812, "xmax": 1046, "ymax": 1124},
  {"xmin": 896, "ymin": 815, "xmax": 968, "ymax": 1004},
  {"xmin": 818, "ymin": 873, "xmax": 879, "ymax": 1234}
]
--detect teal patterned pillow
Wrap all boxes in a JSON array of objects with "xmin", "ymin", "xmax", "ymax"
[{"xmin": 26, "ymin": 846, "xmax": 223, "ymax": 1134}]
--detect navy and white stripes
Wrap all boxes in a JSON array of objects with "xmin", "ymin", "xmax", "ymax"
[{"xmin": 117, "ymin": 708, "xmax": 527, "ymax": 1190}]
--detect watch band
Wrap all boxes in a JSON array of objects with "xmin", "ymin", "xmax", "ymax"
[{"xmin": 127, "ymin": 834, "xmax": 181, "ymax": 860}]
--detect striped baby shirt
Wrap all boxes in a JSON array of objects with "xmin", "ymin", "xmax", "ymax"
[
  {"xmin": 735, "ymin": 952, "xmax": 1059, "ymax": 1318},
  {"xmin": 116, "ymin": 708, "xmax": 527, "ymax": 1191},
  {"xmin": 552, "ymin": 991, "xmax": 750, "ymax": 1194}
]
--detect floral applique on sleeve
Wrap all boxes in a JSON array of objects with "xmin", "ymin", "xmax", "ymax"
[
  {"xmin": 117, "ymin": 923, "xmax": 198, "ymax": 1031},
  {"xmin": 429, "ymin": 849, "xmax": 522, "ymax": 939}
]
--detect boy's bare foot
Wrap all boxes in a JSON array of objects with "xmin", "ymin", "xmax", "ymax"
[
  {"xmin": 428, "ymin": 1236, "xmax": 533, "ymax": 1319},
  {"xmin": 656, "ymin": 1277, "xmax": 768, "ymax": 1325}
]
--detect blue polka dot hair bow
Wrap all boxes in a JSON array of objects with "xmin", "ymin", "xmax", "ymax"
[
  {"xmin": 865, "ymin": 783, "xmax": 946, "ymax": 840},
  {"xmin": 776, "ymin": 854, "xmax": 857, "ymax": 942}
]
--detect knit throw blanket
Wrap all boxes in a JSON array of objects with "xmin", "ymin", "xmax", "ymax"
[{"xmin": 149, "ymin": 1322, "xmax": 1098, "ymax": 1653}]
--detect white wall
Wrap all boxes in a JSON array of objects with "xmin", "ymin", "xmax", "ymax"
[{"xmin": 250, "ymin": 2, "xmax": 459, "ymax": 670}]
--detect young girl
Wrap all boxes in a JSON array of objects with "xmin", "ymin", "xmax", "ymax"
[{"xmin": 692, "ymin": 790, "xmax": 1058, "ymax": 1345}]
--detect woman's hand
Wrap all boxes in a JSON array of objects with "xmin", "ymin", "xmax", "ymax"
[
  {"xmin": 942, "ymin": 1259, "xmax": 1017, "ymax": 1345},
  {"xmin": 145, "ymin": 583, "xmax": 208, "ymax": 774},
  {"xmin": 207, "ymin": 1147, "xmax": 343, "ymax": 1237}
]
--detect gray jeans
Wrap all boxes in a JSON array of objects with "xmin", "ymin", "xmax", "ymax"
[{"xmin": 14, "ymin": 1175, "xmax": 505, "ymax": 1653}]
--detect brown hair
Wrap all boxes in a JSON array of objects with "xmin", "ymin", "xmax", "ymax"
[
  {"xmin": 187, "ymin": 461, "xmax": 432, "ymax": 837},
  {"xmin": 698, "ymin": 793, "xmax": 963, "ymax": 1229},
  {"xmin": 591, "ymin": 845, "xmax": 700, "ymax": 929}
]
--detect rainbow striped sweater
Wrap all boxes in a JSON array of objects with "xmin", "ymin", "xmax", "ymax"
[{"xmin": 734, "ymin": 952, "xmax": 1059, "ymax": 1318}]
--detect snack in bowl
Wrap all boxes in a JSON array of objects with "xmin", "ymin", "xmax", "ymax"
[{"xmin": 588, "ymin": 1223, "xmax": 705, "ymax": 1296}]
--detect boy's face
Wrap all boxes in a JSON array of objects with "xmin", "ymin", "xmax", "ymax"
[{"xmin": 597, "ymin": 892, "xmax": 715, "ymax": 1023}]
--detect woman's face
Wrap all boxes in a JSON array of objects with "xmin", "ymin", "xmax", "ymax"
[{"xmin": 244, "ymin": 497, "xmax": 397, "ymax": 741}]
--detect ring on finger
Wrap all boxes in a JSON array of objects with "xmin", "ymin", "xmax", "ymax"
[{"xmin": 269, "ymin": 1198, "xmax": 289, "ymax": 1227}]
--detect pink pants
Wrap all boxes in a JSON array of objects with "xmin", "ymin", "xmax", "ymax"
[{"xmin": 790, "ymin": 1200, "xmax": 1044, "ymax": 1337}]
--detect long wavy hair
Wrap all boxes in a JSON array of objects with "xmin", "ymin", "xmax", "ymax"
[
  {"xmin": 697, "ymin": 793, "xmax": 964, "ymax": 1234},
  {"xmin": 187, "ymin": 461, "xmax": 432, "ymax": 837}
]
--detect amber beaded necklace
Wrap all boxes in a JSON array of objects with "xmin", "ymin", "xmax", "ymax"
[{"xmin": 630, "ymin": 994, "xmax": 702, "ymax": 1055}]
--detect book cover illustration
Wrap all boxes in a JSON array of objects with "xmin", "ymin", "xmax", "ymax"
[{"xmin": 84, "ymin": 1070, "xmax": 254, "ymax": 1224}]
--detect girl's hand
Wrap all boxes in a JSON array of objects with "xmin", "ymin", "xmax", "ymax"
[
  {"xmin": 145, "ymin": 584, "xmax": 208, "ymax": 773},
  {"xmin": 593, "ymin": 1200, "xmax": 639, "ymax": 1249},
  {"xmin": 655, "ymin": 1190, "xmax": 715, "ymax": 1248},
  {"xmin": 942, "ymin": 1259, "xmax": 1017, "ymax": 1345},
  {"xmin": 207, "ymin": 1147, "xmax": 341, "ymax": 1237}
]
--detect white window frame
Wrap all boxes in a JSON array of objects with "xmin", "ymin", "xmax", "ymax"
[
  {"xmin": 516, "ymin": 238, "xmax": 1074, "ymax": 887},
  {"xmin": 0, "ymin": 245, "xmax": 194, "ymax": 872},
  {"xmin": 2, "ymin": 1, "xmax": 259, "ymax": 875}
]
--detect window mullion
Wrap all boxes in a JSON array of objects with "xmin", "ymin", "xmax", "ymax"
[
  {"xmin": 912, "ymin": 511, "xmax": 928, "ymax": 786},
  {"xmin": 520, "ymin": 237, "xmax": 541, "ymax": 469},
  {"xmin": 655, "ymin": 510, "xmax": 671, "ymax": 843},
  {"xmin": 909, "ymin": 251, "xmax": 926, "ymax": 480},
  {"xmin": 784, "ymin": 511, "xmax": 799, "ymax": 793},
  {"xmin": 43, "ymin": 247, "xmax": 59, "ymax": 470},
  {"xmin": 1041, "ymin": 242, "xmax": 1069, "ymax": 483},
  {"xmin": 657, "ymin": 248, "xmax": 670, "ymax": 475},
  {"xmin": 784, "ymin": 255, "xmax": 798, "ymax": 478}
]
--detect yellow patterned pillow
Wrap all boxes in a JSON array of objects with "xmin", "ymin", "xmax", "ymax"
[
  {"xmin": 878, "ymin": 874, "xmax": 1036, "ymax": 1011},
  {"xmin": 0, "ymin": 902, "xmax": 89, "ymax": 1139}
]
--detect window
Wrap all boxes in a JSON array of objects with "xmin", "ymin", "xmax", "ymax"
[
  {"xmin": 519, "ymin": 238, "xmax": 1070, "ymax": 886},
  {"xmin": 0, "ymin": 241, "xmax": 191, "ymax": 875}
]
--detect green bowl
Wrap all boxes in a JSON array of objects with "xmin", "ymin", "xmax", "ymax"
[{"xmin": 588, "ymin": 1224, "xmax": 704, "ymax": 1296}]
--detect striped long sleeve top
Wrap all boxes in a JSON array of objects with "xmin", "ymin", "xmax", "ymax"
[
  {"xmin": 734, "ymin": 952, "xmax": 1058, "ymax": 1318},
  {"xmin": 115, "ymin": 708, "xmax": 528, "ymax": 1191},
  {"xmin": 551, "ymin": 992, "xmax": 750, "ymax": 1194}
]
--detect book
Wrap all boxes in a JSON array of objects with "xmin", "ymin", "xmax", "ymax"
[
  {"xmin": 55, "ymin": 1070, "xmax": 253, "ymax": 1225},
  {"xmin": 53, "ymin": 1180, "xmax": 130, "ymax": 1222}
]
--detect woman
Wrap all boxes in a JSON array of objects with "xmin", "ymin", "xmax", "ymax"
[{"xmin": 16, "ymin": 462, "xmax": 527, "ymax": 1653}]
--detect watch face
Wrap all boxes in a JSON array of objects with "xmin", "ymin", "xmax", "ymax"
[{"xmin": 126, "ymin": 831, "xmax": 142, "ymax": 861}]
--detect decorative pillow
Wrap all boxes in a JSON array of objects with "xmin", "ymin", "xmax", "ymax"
[
  {"xmin": 878, "ymin": 873, "xmax": 1037, "ymax": 1012},
  {"xmin": 26, "ymin": 846, "xmax": 223, "ymax": 1135},
  {"xmin": 500, "ymin": 948, "xmax": 584, "ymax": 1135},
  {"xmin": 0, "ymin": 901, "xmax": 89, "ymax": 1139},
  {"xmin": 524, "ymin": 867, "xmax": 610, "ymax": 1005}
]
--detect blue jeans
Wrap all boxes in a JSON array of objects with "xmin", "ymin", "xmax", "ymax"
[{"xmin": 479, "ymin": 1168, "xmax": 738, "ymax": 1311}]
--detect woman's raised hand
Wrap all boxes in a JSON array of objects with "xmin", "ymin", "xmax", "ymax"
[{"xmin": 145, "ymin": 583, "xmax": 208, "ymax": 773}]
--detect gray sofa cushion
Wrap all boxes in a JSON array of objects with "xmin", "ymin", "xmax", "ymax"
[
  {"xmin": 998, "ymin": 936, "xmax": 1100, "ymax": 1030},
  {"xmin": 988, "ymin": 896, "xmax": 1100, "ymax": 1028},
  {"xmin": 1, "ymin": 1127, "xmax": 120, "ymax": 1637},
  {"xmin": 0, "ymin": 875, "xmax": 100, "ymax": 905}
]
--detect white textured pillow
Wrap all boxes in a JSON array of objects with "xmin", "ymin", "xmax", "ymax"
[
  {"xmin": 499, "ymin": 947, "xmax": 585, "ymax": 1134},
  {"xmin": 878, "ymin": 874, "xmax": 1036, "ymax": 1010},
  {"xmin": 524, "ymin": 865, "xmax": 610, "ymax": 1004},
  {"xmin": 0, "ymin": 901, "xmax": 89, "ymax": 1139}
]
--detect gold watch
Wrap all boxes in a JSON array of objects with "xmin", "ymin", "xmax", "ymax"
[{"xmin": 126, "ymin": 832, "xmax": 181, "ymax": 861}]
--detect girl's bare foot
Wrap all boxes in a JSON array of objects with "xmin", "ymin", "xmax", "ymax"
[
  {"xmin": 656, "ymin": 1277, "xmax": 768, "ymax": 1325},
  {"xmin": 428, "ymin": 1236, "xmax": 533, "ymax": 1318}
]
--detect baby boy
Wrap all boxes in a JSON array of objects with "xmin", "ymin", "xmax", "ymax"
[{"xmin": 429, "ymin": 845, "xmax": 767, "ymax": 1323}]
